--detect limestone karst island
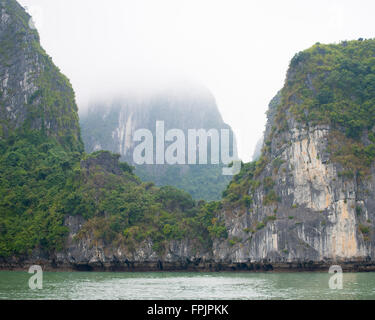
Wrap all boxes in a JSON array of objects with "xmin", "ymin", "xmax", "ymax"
[{"xmin": 1, "ymin": 0, "xmax": 375, "ymax": 301}]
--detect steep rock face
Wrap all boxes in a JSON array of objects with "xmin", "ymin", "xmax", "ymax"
[
  {"xmin": 81, "ymin": 84, "xmax": 225, "ymax": 159},
  {"xmin": 215, "ymin": 121, "xmax": 373, "ymax": 263},
  {"xmin": 80, "ymin": 84, "xmax": 236, "ymax": 200},
  {"xmin": 0, "ymin": 0, "xmax": 82, "ymax": 151},
  {"xmin": 215, "ymin": 41, "xmax": 375, "ymax": 266}
]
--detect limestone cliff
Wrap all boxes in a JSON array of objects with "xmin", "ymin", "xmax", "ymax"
[
  {"xmin": 0, "ymin": 0, "xmax": 82, "ymax": 151},
  {"xmin": 215, "ymin": 40, "xmax": 375, "ymax": 269},
  {"xmin": 80, "ymin": 84, "xmax": 236, "ymax": 201}
]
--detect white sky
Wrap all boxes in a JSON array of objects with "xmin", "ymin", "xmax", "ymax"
[{"xmin": 18, "ymin": 0, "xmax": 375, "ymax": 161}]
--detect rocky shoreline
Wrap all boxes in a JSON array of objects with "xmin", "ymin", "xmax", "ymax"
[{"xmin": 1, "ymin": 260, "xmax": 375, "ymax": 273}]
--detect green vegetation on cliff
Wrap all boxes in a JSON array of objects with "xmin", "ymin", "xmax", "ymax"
[
  {"xmin": 280, "ymin": 39, "xmax": 375, "ymax": 176},
  {"xmin": 0, "ymin": 0, "xmax": 82, "ymax": 152},
  {"xmin": 223, "ymin": 39, "xmax": 375, "ymax": 206},
  {"xmin": 285, "ymin": 40, "xmax": 375, "ymax": 136}
]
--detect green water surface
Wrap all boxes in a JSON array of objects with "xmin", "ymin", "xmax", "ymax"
[{"xmin": 0, "ymin": 271, "xmax": 374, "ymax": 300}]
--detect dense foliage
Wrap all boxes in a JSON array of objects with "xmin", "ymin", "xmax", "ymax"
[
  {"xmin": 0, "ymin": 132, "xmax": 227, "ymax": 257},
  {"xmin": 0, "ymin": 131, "xmax": 79, "ymax": 256}
]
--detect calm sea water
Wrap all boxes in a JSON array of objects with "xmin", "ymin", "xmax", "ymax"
[{"xmin": 0, "ymin": 271, "xmax": 375, "ymax": 300}]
